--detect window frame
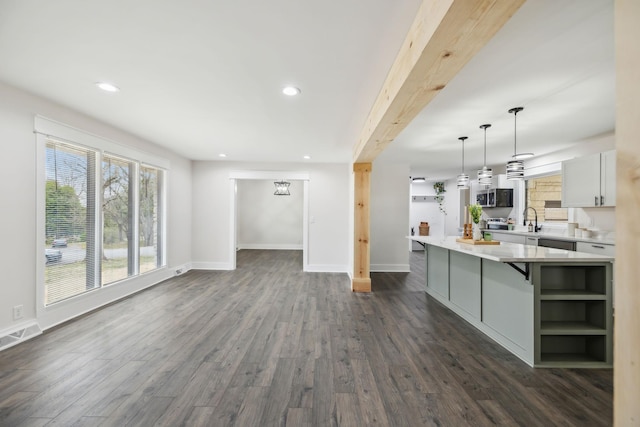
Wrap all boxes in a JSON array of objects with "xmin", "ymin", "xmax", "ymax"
[
  {"xmin": 35, "ymin": 116, "xmax": 169, "ymax": 309},
  {"xmin": 522, "ymin": 162, "xmax": 566, "ymax": 227}
]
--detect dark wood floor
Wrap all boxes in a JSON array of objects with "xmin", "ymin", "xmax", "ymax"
[{"xmin": 0, "ymin": 250, "xmax": 612, "ymax": 426}]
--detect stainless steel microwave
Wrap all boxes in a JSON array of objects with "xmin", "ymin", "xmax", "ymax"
[{"xmin": 476, "ymin": 188, "xmax": 513, "ymax": 208}]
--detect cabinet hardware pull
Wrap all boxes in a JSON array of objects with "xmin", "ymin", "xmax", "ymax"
[
  {"xmin": 595, "ymin": 196, "xmax": 599, "ymax": 206},
  {"xmin": 592, "ymin": 245, "xmax": 605, "ymax": 249}
]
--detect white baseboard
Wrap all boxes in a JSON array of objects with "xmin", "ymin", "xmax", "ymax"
[
  {"xmin": 305, "ymin": 264, "xmax": 349, "ymax": 273},
  {"xmin": 370, "ymin": 264, "xmax": 411, "ymax": 273},
  {"xmin": 172, "ymin": 262, "xmax": 193, "ymax": 276},
  {"xmin": 237, "ymin": 243, "xmax": 303, "ymax": 250},
  {"xmin": 0, "ymin": 320, "xmax": 43, "ymax": 352},
  {"xmin": 191, "ymin": 261, "xmax": 234, "ymax": 270}
]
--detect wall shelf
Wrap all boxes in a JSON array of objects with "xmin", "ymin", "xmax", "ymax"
[{"xmin": 411, "ymin": 195, "xmax": 437, "ymax": 202}]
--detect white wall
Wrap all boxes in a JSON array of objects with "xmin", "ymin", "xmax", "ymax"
[
  {"xmin": 192, "ymin": 161, "xmax": 350, "ymax": 272},
  {"xmin": 370, "ymin": 163, "xmax": 410, "ymax": 272},
  {"xmin": 409, "ymin": 180, "xmax": 448, "ymax": 250},
  {"xmin": 0, "ymin": 81, "xmax": 192, "ymax": 336},
  {"xmin": 237, "ymin": 179, "xmax": 303, "ymax": 249}
]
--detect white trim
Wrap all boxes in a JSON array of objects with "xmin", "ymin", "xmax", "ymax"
[
  {"xmin": 191, "ymin": 261, "xmax": 235, "ymax": 270},
  {"xmin": 229, "ymin": 170, "xmax": 310, "ymax": 180},
  {"xmin": 302, "ymin": 180, "xmax": 309, "ymax": 271},
  {"xmin": 0, "ymin": 321, "xmax": 42, "ymax": 352},
  {"xmin": 35, "ymin": 133, "xmax": 46, "ymax": 319},
  {"xmin": 229, "ymin": 179, "xmax": 237, "ymax": 270},
  {"xmin": 34, "ymin": 116, "xmax": 170, "ymax": 169},
  {"xmin": 305, "ymin": 264, "xmax": 349, "ymax": 273},
  {"xmin": 38, "ymin": 268, "xmax": 173, "ymax": 330},
  {"xmin": 229, "ymin": 170, "xmax": 310, "ymax": 273},
  {"xmin": 523, "ymin": 162, "xmax": 561, "ymax": 178},
  {"xmin": 237, "ymin": 243, "xmax": 303, "ymax": 250},
  {"xmin": 173, "ymin": 263, "xmax": 193, "ymax": 276},
  {"xmin": 370, "ymin": 264, "xmax": 411, "ymax": 272}
]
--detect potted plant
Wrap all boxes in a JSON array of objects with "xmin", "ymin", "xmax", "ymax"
[
  {"xmin": 434, "ymin": 182, "xmax": 446, "ymax": 213},
  {"xmin": 469, "ymin": 203, "xmax": 483, "ymax": 240}
]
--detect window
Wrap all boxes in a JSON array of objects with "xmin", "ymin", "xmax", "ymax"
[
  {"xmin": 45, "ymin": 141, "xmax": 98, "ymax": 304},
  {"xmin": 43, "ymin": 137, "xmax": 166, "ymax": 305},
  {"xmin": 140, "ymin": 165, "xmax": 164, "ymax": 273},
  {"xmin": 525, "ymin": 174, "xmax": 568, "ymax": 223},
  {"xmin": 102, "ymin": 155, "xmax": 135, "ymax": 284}
]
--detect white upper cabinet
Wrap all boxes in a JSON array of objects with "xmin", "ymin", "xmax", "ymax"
[
  {"xmin": 600, "ymin": 150, "xmax": 616, "ymax": 207},
  {"xmin": 562, "ymin": 150, "xmax": 615, "ymax": 207}
]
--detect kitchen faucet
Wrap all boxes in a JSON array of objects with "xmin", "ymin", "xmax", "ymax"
[{"xmin": 523, "ymin": 207, "xmax": 542, "ymax": 232}]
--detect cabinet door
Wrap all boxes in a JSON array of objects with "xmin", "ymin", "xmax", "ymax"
[
  {"xmin": 600, "ymin": 150, "xmax": 616, "ymax": 207},
  {"xmin": 562, "ymin": 153, "xmax": 601, "ymax": 207}
]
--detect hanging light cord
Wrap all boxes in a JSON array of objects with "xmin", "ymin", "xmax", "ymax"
[
  {"xmin": 459, "ymin": 136, "xmax": 468, "ymax": 173},
  {"xmin": 483, "ymin": 129, "xmax": 486, "ymax": 166},
  {"xmin": 480, "ymin": 124, "xmax": 491, "ymax": 167},
  {"xmin": 513, "ymin": 109, "xmax": 518, "ymax": 155},
  {"xmin": 509, "ymin": 107, "xmax": 524, "ymax": 157}
]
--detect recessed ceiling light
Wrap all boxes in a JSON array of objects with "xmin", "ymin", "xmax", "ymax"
[
  {"xmin": 303, "ymin": 155, "xmax": 311, "ymax": 160},
  {"xmin": 512, "ymin": 152, "xmax": 534, "ymax": 160},
  {"xmin": 96, "ymin": 82, "xmax": 120, "ymax": 92},
  {"xmin": 412, "ymin": 177, "xmax": 426, "ymax": 183},
  {"xmin": 282, "ymin": 86, "xmax": 301, "ymax": 96},
  {"xmin": 218, "ymin": 153, "xmax": 227, "ymax": 158}
]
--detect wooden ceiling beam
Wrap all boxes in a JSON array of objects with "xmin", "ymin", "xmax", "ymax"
[{"xmin": 353, "ymin": 0, "xmax": 526, "ymax": 163}]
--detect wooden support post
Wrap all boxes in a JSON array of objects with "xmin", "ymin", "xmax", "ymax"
[
  {"xmin": 352, "ymin": 163, "xmax": 372, "ymax": 292},
  {"xmin": 614, "ymin": 0, "xmax": 640, "ymax": 424}
]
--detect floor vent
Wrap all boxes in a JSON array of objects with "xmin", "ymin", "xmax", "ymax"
[{"xmin": 0, "ymin": 322, "xmax": 42, "ymax": 352}]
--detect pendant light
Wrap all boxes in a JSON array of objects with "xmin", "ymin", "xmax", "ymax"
[
  {"xmin": 477, "ymin": 124, "xmax": 492, "ymax": 186},
  {"xmin": 456, "ymin": 136, "xmax": 469, "ymax": 189},
  {"xmin": 274, "ymin": 180, "xmax": 291, "ymax": 195},
  {"xmin": 507, "ymin": 107, "xmax": 530, "ymax": 180}
]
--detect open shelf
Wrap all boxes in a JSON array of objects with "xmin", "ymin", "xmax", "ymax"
[
  {"xmin": 539, "ymin": 265, "xmax": 606, "ymax": 295},
  {"xmin": 539, "ymin": 289, "xmax": 606, "ymax": 300},
  {"xmin": 540, "ymin": 321, "xmax": 606, "ymax": 335},
  {"xmin": 540, "ymin": 335, "xmax": 608, "ymax": 365},
  {"xmin": 534, "ymin": 262, "xmax": 612, "ymax": 367}
]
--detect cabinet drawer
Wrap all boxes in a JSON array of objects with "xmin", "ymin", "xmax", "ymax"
[{"xmin": 576, "ymin": 242, "xmax": 615, "ymax": 257}]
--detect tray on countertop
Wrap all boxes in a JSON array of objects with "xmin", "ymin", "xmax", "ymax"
[{"xmin": 456, "ymin": 238, "xmax": 500, "ymax": 245}]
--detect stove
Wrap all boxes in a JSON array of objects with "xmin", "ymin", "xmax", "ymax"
[{"xmin": 486, "ymin": 218, "xmax": 509, "ymax": 230}]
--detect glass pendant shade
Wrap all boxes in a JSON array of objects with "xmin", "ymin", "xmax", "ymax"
[
  {"xmin": 477, "ymin": 124, "xmax": 492, "ymax": 186},
  {"xmin": 506, "ymin": 159, "xmax": 525, "ymax": 179},
  {"xmin": 274, "ymin": 180, "xmax": 291, "ymax": 195},
  {"xmin": 507, "ymin": 107, "xmax": 526, "ymax": 180},
  {"xmin": 477, "ymin": 167, "xmax": 493, "ymax": 186},
  {"xmin": 457, "ymin": 173, "xmax": 470, "ymax": 189}
]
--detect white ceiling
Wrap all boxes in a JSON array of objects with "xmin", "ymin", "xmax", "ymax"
[{"xmin": 0, "ymin": 0, "xmax": 614, "ymax": 180}]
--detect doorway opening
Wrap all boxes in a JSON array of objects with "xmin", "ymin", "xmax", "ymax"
[{"xmin": 229, "ymin": 171, "xmax": 310, "ymax": 271}]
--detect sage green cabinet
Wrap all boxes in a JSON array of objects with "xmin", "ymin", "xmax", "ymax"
[{"xmin": 533, "ymin": 263, "xmax": 612, "ymax": 367}]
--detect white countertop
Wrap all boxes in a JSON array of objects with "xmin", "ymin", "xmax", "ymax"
[
  {"xmin": 484, "ymin": 229, "xmax": 615, "ymax": 246},
  {"xmin": 408, "ymin": 236, "xmax": 615, "ymax": 263}
]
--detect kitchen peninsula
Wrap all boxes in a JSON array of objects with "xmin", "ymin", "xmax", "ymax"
[{"xmin": 409, "ymin": 236, "xmax": 614, "ymax": 368}]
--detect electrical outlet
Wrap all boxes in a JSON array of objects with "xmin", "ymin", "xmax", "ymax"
[{"xmin": 13, "ymin": 305, "xmax": 23, "ymax": 320}]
